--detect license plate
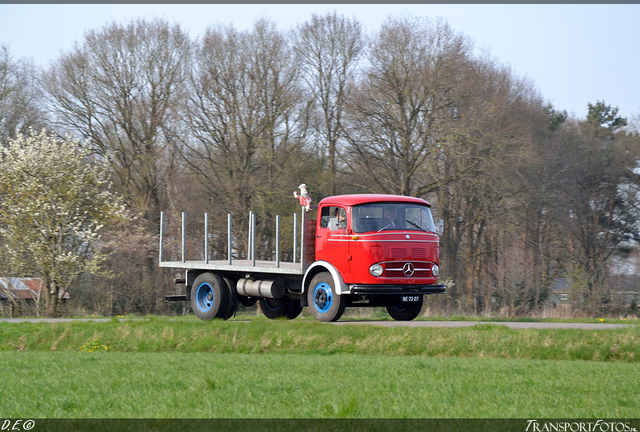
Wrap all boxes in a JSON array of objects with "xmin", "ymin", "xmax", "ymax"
[{"xmin": 401, "ymin": 295, "xmax": 420, "ymax": 302}]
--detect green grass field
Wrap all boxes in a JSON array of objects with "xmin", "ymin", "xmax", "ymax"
[
  {"xmin": 1, "ymin": 319, "xmax": 639, "ymax": 418},
  {"xmin": 2, "ymin": 352, "xmax": 640, "ymax": 418}
]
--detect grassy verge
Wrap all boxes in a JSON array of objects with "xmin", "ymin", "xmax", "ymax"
[
  {"xmin": 51, "ymin": 312, "xmax": 640, "ymax": 325},
  {"xmin": 1, "ymin": 319, "xmax": 639, "ymax": 362},
  {"xmin": 417, "ymin": 315, "xmax": 639, "ymax": 324},
  {"xmin": 1, "ymin": 352, "xmax": 639, "ymax": 418}
]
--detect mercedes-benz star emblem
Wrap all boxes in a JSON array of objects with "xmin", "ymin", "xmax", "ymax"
[{"xmin": 402, "ymin": 262, "xmax": 415, "ymax": 277}]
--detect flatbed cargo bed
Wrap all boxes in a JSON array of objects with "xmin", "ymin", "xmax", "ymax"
[
  {"xmin": 159, "ymin": 210, "xmax": 311, "ymax": 278},
  {"xmin": 159, "ymin": 259, "xmax": 304, "ymax": 275}
]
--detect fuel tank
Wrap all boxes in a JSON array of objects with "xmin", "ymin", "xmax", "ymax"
[{"xmin": 236, "ymin": 278, "xmax": 285, "ymax": 299}]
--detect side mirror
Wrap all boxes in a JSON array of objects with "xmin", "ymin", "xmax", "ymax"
[
  {"xmin": 328, "ymin": 218, "xmax": 338, "ymax": 232},
  {"xmin": 437, "ymin": 219, "xmax": 444, "ymax": 234}
]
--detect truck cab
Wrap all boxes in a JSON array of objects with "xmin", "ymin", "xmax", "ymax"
[{"xmin": 304, "ymin": 194, "xmax": 445, "ymax": 321}]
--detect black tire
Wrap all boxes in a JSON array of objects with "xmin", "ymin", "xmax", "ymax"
[
  {"xmin": 258, "ymin": 296, "xmax": 302, "ymax": 320},
  {"xmin": 191, "ymin": 273, "xmax": 228, "ymax": 320},
  {"xmin": 238, "ymin": 296, "xmax": 258, "ymax": 307},
  {"xmin": 307, "ymin": 272, "xmax": 346, "ymax": 322},
  {"xmin": 220, "ymin": 276, "xmax": 238, "ymax": 320},
  {"xmin": 259, "ymin": 297, "xmax": 292, "ymax": 319},
  {"xmin": 286, "ymin": 300, "xmax": 303, "ymax": 320},
  {"xmin": 386, "ymin": 296, "xmax": 424, "ymax": 321}
]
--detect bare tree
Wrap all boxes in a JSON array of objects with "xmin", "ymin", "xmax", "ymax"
[
  {"xmin": 179, "ymin": 19, "xmax": 308, "ymax": 258},
  {"xmin": 492, "ymin": 101, "xmax": 640, "ymax": 316},
  {"xmin": 294, "ymin": 12, "xmax": 364, "ymax": 195},
  {"xmin": 43, "ymin": 19, "xmax": 191, "ymax": 223},
  {"xmin": 344, "ymin": 16, "xmax": 475, "ymax": 196},
  {"xmin": 429, "ymin": 59, "xmax": 543, "ymax": 308},
  {"xmin": 340, "ymin": 15, "xmax": 546, "ymax": 310},
  {"xmin": 506, "ymin": 104, "xmax": 571, "ymax": 312},
  {"xmin": 490, "ymin": 246, "xmax": 540, "ymax": 316},
  {"xmin": 0, "ymin": 45, "xmax": 46, "ymax": 144},
  {"xmin": 557, "ymin": 105, "xmax": 640, "ymax": 284}
]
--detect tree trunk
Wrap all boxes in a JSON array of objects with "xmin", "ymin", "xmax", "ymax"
[{"xmin": 44, "ymin": 278, "xmax": 59, "ymax": 318}]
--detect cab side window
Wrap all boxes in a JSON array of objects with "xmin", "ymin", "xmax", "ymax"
[
  {"xmin": 319, "ymin": 206, "xmax": 333, "ymax": 229},
  {"xmin": 319, "ymin": 206, "xmax": 346, "ymax": 230}
]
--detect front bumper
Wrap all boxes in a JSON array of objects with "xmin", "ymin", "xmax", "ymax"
[{"xmin": 348, "ymin": 284, "xmax": 446, "ymax": 295}]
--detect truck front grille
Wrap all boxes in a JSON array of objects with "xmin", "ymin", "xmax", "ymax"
[{"xmin": 381, "ymin": 261, "xmax": 433, "ymax": 278}]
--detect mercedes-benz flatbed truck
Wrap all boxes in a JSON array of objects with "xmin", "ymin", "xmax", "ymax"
[{"xmin": 160, "ymin": 194, "xmax": 446, "ymax": 322}]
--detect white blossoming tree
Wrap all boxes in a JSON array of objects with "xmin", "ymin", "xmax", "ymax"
[{"xmin": 0, "ymin": 129, "xmax": 128, "ymax": 317}]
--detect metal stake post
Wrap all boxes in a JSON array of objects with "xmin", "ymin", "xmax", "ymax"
[
  {"xmin": 293, "ymin": 212, "xmax": 298, "ymax": 264},
  {"xmin": 204, "ymin": 213, "xmax": 209, "ymax": 264},
  {"xmin": 300, "ymin": 208, "xmax": 306, "ymax": 271},
  {"xmin": 159, "ymin": 211, "xmax": 164, "ymax": 263},
  {"xmin": 276, "ymin": 215, "xmax": 280, "ymax": 268},
  {"xmin": 248, "ymin": 211, "xmax": 253, "ymax": 261},
  {"xmin": 228, "ymin": 213, "xmax": 233, "ymax": 265},
  {"xmin": 181, "ymin": 212, "xmax": 186, "ymax": 263},
  {"xmin": 251, "ymin": 213, "xmax": 256, "ymax": 267}
]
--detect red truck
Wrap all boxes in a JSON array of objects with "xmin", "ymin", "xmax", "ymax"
[{"xmin": 160, "ymin": 194, "xmax": 446, "ymax": 322}]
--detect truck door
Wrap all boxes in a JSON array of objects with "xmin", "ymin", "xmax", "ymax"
[{"xmin": 315, "ymin": 205, "xmax": 350, "ymax": 276}]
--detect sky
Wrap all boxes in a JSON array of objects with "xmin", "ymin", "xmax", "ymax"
[{"xmin": 1, "ymin": 4, "xmax": 639, "ymax": 121}]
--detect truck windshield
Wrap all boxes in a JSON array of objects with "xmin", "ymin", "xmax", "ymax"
[{"xmin": 351, "ymin": 202, "xmax": 436, "ymax": 234}]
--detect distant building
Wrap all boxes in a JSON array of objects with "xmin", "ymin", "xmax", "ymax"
[
  {"xmin": 548, "ymin": 278, "xmax": 570, "ymax": 305},
  {"xmin": 0, "ymin": 277, "xmax": 70, "ymax": 301},
  {"xmin": 547, "ymin": 276, "xmax": 640, "ymax": 306}
]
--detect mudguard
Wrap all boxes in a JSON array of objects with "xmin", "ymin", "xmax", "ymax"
[{"xmin": 302, "ymin": 260, "xmax": 349, "ymax": 296}]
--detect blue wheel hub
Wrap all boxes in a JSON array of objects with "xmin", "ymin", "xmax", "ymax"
[
  {"xmin": 196, "ymin": 283, "xmax": 214, "ymax": 312},
  {"xmin": 313, "ymin": 282, "xmax": 333, "ymax": 313}
]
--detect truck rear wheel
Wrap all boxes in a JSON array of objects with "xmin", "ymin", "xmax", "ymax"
[
  {"xmin": 259, "ymin": 296, "xmax": 301, "ymax": 320},
  {"xmin": 191, "ymin": 273, "xmax": 228, "ymax": 320},
  {"xmin": 386, "ymin": 296, "xmax": 424, "ymax": 321},
  {"xmin": 286, "ymin": 300, "xmax": 303, "ymax": 320},
  {"xmin": 307, "ymin": 272, "xmax": 346, "ymax": 322},
  {"xmin": 238, "ymin": 296, "xmax": 258, "ymax": 307},
  {"xmin": 220, "ymin": 276, "xmax": 238, "ymax": 320}
]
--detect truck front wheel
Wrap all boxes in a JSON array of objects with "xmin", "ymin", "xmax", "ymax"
[
  {"xmin": 191, "ymin": 273, "xmax": 228, "ymax": 320},
  {"xmin": 386, "ymin": 296, "xmax": 424, "ymax": 321},
  {"xmin": 307, "ymin": 272, "xmax": 346, "ymax": 322}
]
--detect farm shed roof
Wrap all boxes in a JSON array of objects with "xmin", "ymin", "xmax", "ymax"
[{"xmin": 0, "ymin": 278, "xmax": 70, "ymax": 299}]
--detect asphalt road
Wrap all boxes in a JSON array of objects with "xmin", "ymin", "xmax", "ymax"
[{"xmin": 0, "ymin": 318, "xmax": 633, "ymax": 329}]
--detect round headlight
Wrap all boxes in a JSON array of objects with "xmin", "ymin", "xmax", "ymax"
[
  {"xmin": 369, "ymin": 264, "xmax": 383, "ymax": 277},
  {"xmin": 431, "ymin": 264, "xmax": 439, "ymax": 277}
]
